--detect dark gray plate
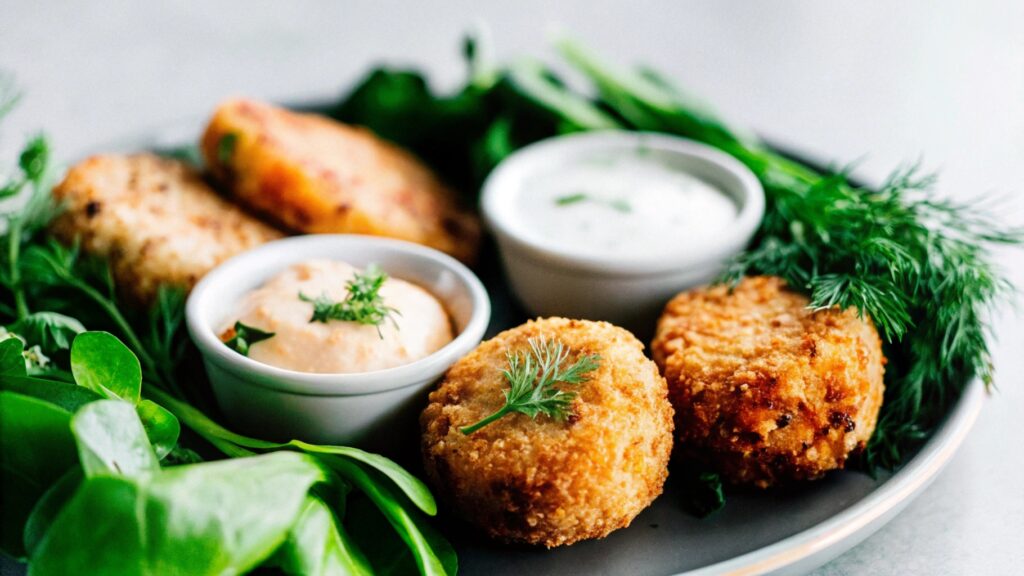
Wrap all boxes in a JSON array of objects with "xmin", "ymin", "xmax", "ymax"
[{"xmin": 0, "ymin": 116, "xmax": 984, "ymax": 576}]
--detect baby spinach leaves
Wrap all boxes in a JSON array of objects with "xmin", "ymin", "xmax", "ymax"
[
  {"xmin": 70, "ymin": 331, "xmax": 142, "ymax": 402},
  {"xmin": 71, "ymin": 400, "xmax": 159, "ymax": 477},
  {"xmin": 32, "ymin": 452, "xmax": 327, "ymax": 576}
]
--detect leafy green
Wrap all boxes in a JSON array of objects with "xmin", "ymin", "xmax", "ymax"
[
  {"xmin": 70, "ymin": 331, "xmax": 142, "ymax": 402},
  {"xmin": 346, "ymin": 492, "xmax": 457, "ymax": 576},
  {"xmin": 272, "ymin": 496, "xmax": 374, "ymax": 576},
  {"xmin": 0, "ymin": 334, "xmax": 27, "ymax": 375},
  {"xmin": 22, "ymin": 468, "xmax": 81, "ymax": 558},
  {"xmin": 30, "ymin": 452, "xmax": 327, "ymax": 576},
  {"xmin": 0, "ymin": 392, "xmax": 78, "ymax": 558},
  {"xmin": 136, "ymin": 398, "xmax": 181, "ymax": 459},
  {"xmin": 222, "ymin": 320, "xmax": 275, "ymax": 356},
  {"xmin": 71, "ymin": 400, "xmax": 159, "ymax": 478},
  {"xmin": 1, "ymin": 375, "xmax": 102, "ymax": 412},
  {"xmin": 679, "ymin": 469, "xmax": 725, "ymax": 518},
  {"xmin": 461, "ymin": 337, "xmax": 601, "ymax": 434},
  {"xmin": 7, "ymin": 312, "xmax": 85, "ymax": 354}
]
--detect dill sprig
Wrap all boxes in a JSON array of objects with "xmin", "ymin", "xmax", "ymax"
[
  {"xmin": 461, "ymin": 337, "xmax": 601, "ymax": 435},
  {"xmin": 299, "ymin": 264, "xmax": 400, "ymax": 336},
  {"xmin": 547, "ymin": 38, "xmax": 1023, "ymax": 471}
]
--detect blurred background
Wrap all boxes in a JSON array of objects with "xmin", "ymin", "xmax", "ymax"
[{"xmin": 2, "ymin": 2, "xmax": 1021, "ymax": 574}]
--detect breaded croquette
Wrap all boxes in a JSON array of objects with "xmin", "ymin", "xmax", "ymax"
[
  {"xmin": 50, "ymin": 154, "xmax": 284, "ymax": 303},
  {"xmin": 200, "ymin": 99, "xmax": 480, "ymax": 263},
  {"xmin": 651, "ymin": 276, "xmax": 885, "ymax": 488},
  {"xmin": 421, "ymin": 318, "xmax": 673, "ymax": 547}
]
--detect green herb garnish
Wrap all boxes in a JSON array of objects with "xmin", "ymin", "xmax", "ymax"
[
  {"xmin": 299, "ymin": 265, "xmax": 399, "ymax": 336},
  {"xmin": 554, "ymin": 193, "xmax": 587, "ymax": 206},
  {"xmin": 216, "ymin": 132, "xmax": 238, "ymax": 165},
  {"xmin": 461, "ymin": 337, "xmax": 601, "ymax": 435},
  {"xmin": 223, "ymin": 321, "xmax": 275, "ymax": 356},
  {"xmin": 554, "ymin": 192, "xmax": 632, "ymax": 213}
]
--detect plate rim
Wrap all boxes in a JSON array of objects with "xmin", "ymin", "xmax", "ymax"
[{"xmin": 677, "ymin": 378, "xmax": 985, "ymax": 576}]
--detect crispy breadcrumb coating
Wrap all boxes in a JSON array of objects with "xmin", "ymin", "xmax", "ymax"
[
  {"xmin": 200, "ymin": 98, "xmax": 480, "ymax": 263},
  {"xmin": 50, "ymin": 154, "xmax": 283, "ymax": 303},
  {"xmin": 651, "ymin": 276, "xmax": 885, "ymax": 488},
  {"xmin": 421, "ymin": 318, "xmax": 673, "ymax": 547}
]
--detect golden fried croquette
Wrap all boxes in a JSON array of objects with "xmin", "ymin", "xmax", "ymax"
[
  {"xmin": 421, "ymin": 318, "xmax": 673, "ymax": 548},
  {"xmin": 651, "ymin": 276, "xmax": 885, "ymax": 488},
  {"xmin": 200, "ymin": 99, "xmax": 480, "ymax": 263},
  {"xmin": 50, "ymin": 154, "xmax": 284, "ymax": 303}
]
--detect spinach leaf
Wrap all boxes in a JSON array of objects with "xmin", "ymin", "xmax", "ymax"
[
  {"xmin": 293, "ymin": 440, "xmax": 437, "ymax": 516},
  {"xmin": 326, "ymin": 458, "xmax": 454, "ymax": 576},
  {"xmin": 272, "ymin": 496, "xmax": 373, "ymax": 576},
  {"xmin": 0, "ymin": 391, "xmax": 78, "ymax": 558},
  {"xmin": 70, "ymin": 331, "xmax": 141, "ymax": 402},
  {"xmin": 345, "ymin": 493, "xmax": 457, "ymax": 576},
  {"xmin": 8, "ymin": 312, "xmax": 85, "ymax": 354},
  {"xmin": 31, "ymin": 452, "xmax": 327, "ymax": 576},
  {"xmin": 0, "ymin": 376, "xmax": 101, "ymax": 413},
  {"xmin": 0, "ymin": 336, "xmax": 27, "ymax": 375},
  {"xmin": 136, "ymin": 399, "xmax": 180, "ymax": 460},
  {"xmin": 22, "ymin": 468, "xmax": 82, "ymax": 558},
  {"xmin": 71, "ymin": 400, "xmax": 159, "ymax": 478}
]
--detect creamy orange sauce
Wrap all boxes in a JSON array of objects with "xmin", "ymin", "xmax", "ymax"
[{"xmin": 224, "ymin": 260, "xmax": 452, "ymax": 373}]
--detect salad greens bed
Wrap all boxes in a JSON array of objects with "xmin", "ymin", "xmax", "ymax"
[{"xmin": 1, "ymin": 32, "xmax": 1019, "ymax": 574}]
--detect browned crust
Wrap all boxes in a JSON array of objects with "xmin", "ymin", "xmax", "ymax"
[
  {"xmin": 651, "ymin": 276, "xmax": 886, "ymax": 488},
  {"xmin": 200, "ymin": 98, "xmax": 480, "ymax": 263},
  {"xmin": 421, "ymin": 318, "xmax": 674, "ymax": 547},
  {"xmin": 49, "ymin": 153, "xmax": 284, "ymax": 304}
]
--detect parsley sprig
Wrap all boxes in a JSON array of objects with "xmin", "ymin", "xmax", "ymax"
[
  {"xmin": 223, "ymin": 321, "xmax": 275, "ymax": 356},
  {"xmin": 299, "ymin": 265, "xmax": 400, "ymax": 336},
  {"xmin": 460, "ymin": 337, "xmax": 601, "ymax": 435}
]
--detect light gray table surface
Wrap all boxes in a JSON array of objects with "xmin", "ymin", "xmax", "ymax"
[{"xmin": 2, "ymin": 2, "xmax": 1022, "ymax": 575}]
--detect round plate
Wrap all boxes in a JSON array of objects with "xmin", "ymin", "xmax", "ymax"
[{"xmin": 32, "ymin": 115, "xmax": 982, "ymax": 576}]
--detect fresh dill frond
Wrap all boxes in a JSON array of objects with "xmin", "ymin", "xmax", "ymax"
[
  {"xmin": 554, "ymin": 192, "xmax": 633, "ymax": 213},
  {"xmin": 460, "ymin": 337, "xmax": 601, "ymax": 435},
  {"xmin": 298, "ymin": 265, "xmax": 400, "ymax": 337},
  {"xmin": 223, "ymin": 321, "xmax": 275, "ymax": 357},
  {"xmin": 552, "ymin": 38, "xmax": 1022, "ymax": 472},
  {"xmin": 721, "ymin": 164, "xmax": 1021, "ymax": 469}
]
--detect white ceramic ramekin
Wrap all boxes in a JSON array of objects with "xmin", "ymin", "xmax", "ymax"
[
  {"xmin": 481, "ymin": 131, "xmax": 764, "ymax": 335},
  {"xmin": 185, "ymin": 234, "xmax": 490, "ymax": 451}
]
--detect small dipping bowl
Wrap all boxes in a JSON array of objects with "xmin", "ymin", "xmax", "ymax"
[
  {"xmin": 186, "ymin": 234, "xmax": 490, "ymax": 451},
  {"xmin": 481, "ymin": 131, "xmax": 764, "ymax": 335}
]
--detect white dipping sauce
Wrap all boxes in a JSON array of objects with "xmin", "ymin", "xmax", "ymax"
[{"xmin": 515, "ymin": 150, "xmax": 737, "ymax": 257}]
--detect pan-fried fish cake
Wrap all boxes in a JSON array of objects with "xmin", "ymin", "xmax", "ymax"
[
  {"xmin": 50, "ymin": 154, "xmax": 284, "ymax": 303},
  {"xmin": 200, "ymin": 99, "xmax": 480, "ymax": 263}
]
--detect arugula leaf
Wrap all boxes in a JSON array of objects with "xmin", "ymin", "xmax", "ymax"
[{"xmin": 70, "ymin": 331, "xmax": 142, "ymax": 402}]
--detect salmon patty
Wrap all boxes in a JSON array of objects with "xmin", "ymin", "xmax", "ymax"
[
  {"xmin": 651, "ymin": 276, "xmax": 885, "ymax": 488},
  {"xmin": 421, "ymin": 318, "xmax": 673, "ymax": 547},
  {"xmin": 50, "ymin": 154, "xmax": 284, "ymax": 303},
  {"xmin": 200, "ymin": 99, "xmax": 480, "ymax": 263}
]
